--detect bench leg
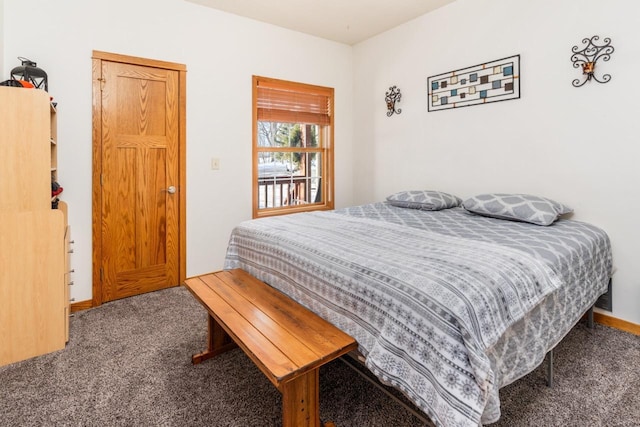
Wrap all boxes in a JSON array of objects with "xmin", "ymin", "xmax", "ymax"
[
  {"xmin": 281, "ymin": 369, "xmax": 320, "ymax": 427},
  {"xmin": 192, "ymin": 314, "xmax": 238, "ymax": 364}
]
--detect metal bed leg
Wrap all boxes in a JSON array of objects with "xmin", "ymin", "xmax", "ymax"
[
  {"xmin": 546, "ymin": 348, "xmax": 554, "ymax": 388},
  {"xmin": 545, "ymin": 304, "xmax": 595, "ymax": 388},
  {"xmin": 338, "ymin": 356, "xmax": 431, "ymax": 425}
]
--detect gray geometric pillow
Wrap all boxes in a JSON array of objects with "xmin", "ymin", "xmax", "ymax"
[
  {"xmin": 386, "ymin": 190, "xmax": 462, "ymax": 211},
  {"xmin": 462, "ymin": 193, "xmax": 573, "ymax": 226}
]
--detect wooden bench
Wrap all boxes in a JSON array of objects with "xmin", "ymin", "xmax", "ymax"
[{"xmin": 183, "ymin": 269, "xmax": 357, "ymax": 427}]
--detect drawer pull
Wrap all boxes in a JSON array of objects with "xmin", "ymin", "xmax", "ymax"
[{"xmin": 68, "ymin": 249, "xmax": 74, "ymax": 254}]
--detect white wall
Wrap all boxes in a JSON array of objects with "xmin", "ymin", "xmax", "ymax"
[
  {"xmin": 353, "ymin": 0, "xmax": 640, "ymax": 325},
  {"xmin": 0, "ymin": 0, "xmax": 4, "ymax": 73},
  {"xmin": 3, "ymin": 0, "xmax": 638, "ymax": 326},
  {"xmin": 2, "ymin": 0, "xmax": 354, "ymax": 303}
]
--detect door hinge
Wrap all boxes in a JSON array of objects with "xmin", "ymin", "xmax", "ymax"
[
  {"xmin": 100, "ymin": 267, "xmax": 104, "ymax": 282},
  {"xmin": 100, "ymin": 174, "xmax": 104, "ymax": 186},
  {"xmin": 98, "ymin": 77, "xmax": 106, "ymax": 91}
]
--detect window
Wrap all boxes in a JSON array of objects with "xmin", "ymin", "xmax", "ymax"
[{"xmin": 253, "ymin": 76, "xmax": 334, "ymax": 218}]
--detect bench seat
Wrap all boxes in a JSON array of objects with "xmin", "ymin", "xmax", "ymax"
[{"xmin": 183, "ymin": 269, "xmax": 357, "ymax": 427}]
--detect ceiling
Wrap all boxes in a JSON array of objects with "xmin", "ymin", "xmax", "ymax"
[{"xmin": 186, "ymin": 0, "xmax": 457, "ymax": 45}]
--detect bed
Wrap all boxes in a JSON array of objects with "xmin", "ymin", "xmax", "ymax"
[{"xmin": 223, "ymin": 194, "xmax": 612, "ymax": 427}]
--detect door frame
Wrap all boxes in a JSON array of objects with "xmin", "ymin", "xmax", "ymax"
[{"xmin": 91, "ymin": 50, "xmax": 187, "ymax": 307}]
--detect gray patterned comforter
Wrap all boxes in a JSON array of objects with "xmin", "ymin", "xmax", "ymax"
[{"xmin": 224, "ymin": 203, "xmax": 612, "ymax": 427}]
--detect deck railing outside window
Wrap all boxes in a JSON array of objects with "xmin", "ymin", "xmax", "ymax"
[{"xmin": 258, "ymin": 174, "xmax": 320, "ymax": 209}]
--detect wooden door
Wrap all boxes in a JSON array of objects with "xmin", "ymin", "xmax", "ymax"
[{"xmin": 93, "ymin": 52, "xmax": 186, "ymax": 303}]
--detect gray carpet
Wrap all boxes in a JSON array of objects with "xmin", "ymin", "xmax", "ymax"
[{"xmin": 1, "ymin": 286, "xmax": 638, "ymax": 427}]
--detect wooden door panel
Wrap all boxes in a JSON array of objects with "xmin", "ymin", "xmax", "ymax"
[
  {"xmin": 144, "ymin": 148, "xmax": 168, "ymax": 267},
  {"xmin": 115, "ymin": 264, "xmax": 169, "ymax": 299},
  {"xmin": 101, "ymin": 61, "xmax": 179, "ymax": 302},
  {"xmin": 114, "ymin": 147, "xmax": 136, "ymax": 272},
  {"xmin": 116, "ymin": 77, "xmax": 167, "ymax": 136}
]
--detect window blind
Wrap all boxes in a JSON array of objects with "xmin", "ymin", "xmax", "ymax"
[{"xmin": 256, "ymin": 78, "xmax": 332, "ymax": 125}]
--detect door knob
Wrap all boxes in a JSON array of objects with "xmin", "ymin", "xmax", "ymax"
[{"xmin": 163, "ymin": 186, "xmax": 176, "ymax": 194}]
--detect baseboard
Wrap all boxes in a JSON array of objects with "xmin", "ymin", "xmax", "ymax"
[
  {"xmin": 69, "ymin": 295, "xmax": 639, "ymax": 336},
  {"xmin": 70, "ymin": 299, "xmax": 93, "ymax": 313},
  {"xmin": 594, "ymin": 312, "xmax": 640, "ymax": 336}
]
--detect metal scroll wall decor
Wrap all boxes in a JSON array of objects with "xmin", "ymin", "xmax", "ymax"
[
  {"xmin": 427, "ymin": 54, "xmax": 520, "ymax": 112},
  {"xmin": 571, "ymin": 36, "xmax": 614, "ymax": 87},
  {"xmin": 385, "ymin": 86, "xmax": 402, "ymax": 116}
]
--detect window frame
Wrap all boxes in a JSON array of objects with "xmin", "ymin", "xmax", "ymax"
[{"xmin": 252, "ymin": 75, "xmax": 334, "ymax": 218}]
